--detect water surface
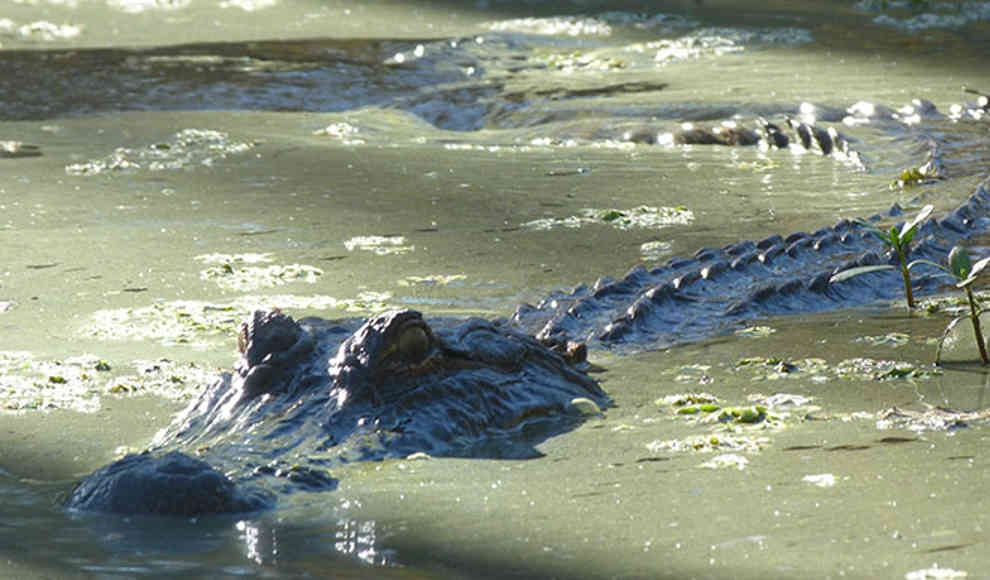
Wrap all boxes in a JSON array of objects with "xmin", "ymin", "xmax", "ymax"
[{"xmin": 2, "ymin": 0, "xmax": 990, "ymax": 578}]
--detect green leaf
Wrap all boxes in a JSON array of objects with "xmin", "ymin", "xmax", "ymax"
[
  {"xmin": 829, "ymin": 265, "xmax": 896, "ymax": 284},
  {"xmin": 971, "ymin": 255, "xmax": 990, "ymax": 278},
  {"xmin": 900, "ymin": 226, "xmax": 916, "ymax": 247},
  {"xmin": 899, "ymin": 204, "xmax": 934, "ymax": 239},
  {"xmin": 889, "ymin": 225, "xmax": 899, "ymax": 241},
  {"xmin": 948, "ymin": 246, "xmax": 972, "ymax": 280},
  {"xmin": 957, "ymin": 255, "xmax": 990, "ymax": 288}
]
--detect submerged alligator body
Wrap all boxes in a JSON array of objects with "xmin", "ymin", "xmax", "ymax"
[
  {"xmin": 513, "ymin": 179, "xmax": 990, "ymax": 352},
  {"xmin": 68, "ymin": 95, "xmax": 989, "ymax": 516},
  {"xmin": 67, "ymin": 310, "xmax": 609, "ymax": 515}
]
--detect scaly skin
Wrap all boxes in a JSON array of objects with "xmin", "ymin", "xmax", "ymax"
[{"xmin": 511, "ymin": 179, "xmax": 990, "ymax": 351}]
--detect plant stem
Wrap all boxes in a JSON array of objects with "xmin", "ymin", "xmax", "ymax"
[
  {"xmin": 898, "ymin": 251, "xmax": 915, "ymax": 309},
  {"xmin": 965, "ymin": 286, "xmax": 989, "ymax": 365}
]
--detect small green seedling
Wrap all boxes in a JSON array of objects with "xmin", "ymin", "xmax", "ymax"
[
  {"xmin": 829, "ymin": 204, "xmax": 934, "ymax": 309},
  {"xmin": 933, "ymin": 246, "xmax": 990, "ymax": 366}
]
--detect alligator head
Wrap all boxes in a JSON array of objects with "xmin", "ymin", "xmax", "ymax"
[{"xmin": 66, "ymin": 309, "xmax": 609, "ymax": 515}]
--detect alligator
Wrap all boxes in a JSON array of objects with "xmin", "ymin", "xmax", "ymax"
[
  {"xmin": 67, "ymin": 309, "xmax": 609, "ymax": 515},
  {"xmin": 632, "ymin": 114, "xmax": 863, "ymax": 169},
  {"xmin": 66, "ymin": 95, "xmax": 989, "ymax": 516},
  {"xmin": 617, "ymin": 96, "xmax": 971, "ymax": 173}
]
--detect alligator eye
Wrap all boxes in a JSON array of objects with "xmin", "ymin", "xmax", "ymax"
[{"xmin": 397, "ymin": 324, "xmax": 430, "ymax": 363}]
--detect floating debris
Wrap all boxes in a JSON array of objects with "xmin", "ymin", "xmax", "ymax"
[
  {"xmin": 544, "ymin": 50, "xmax": 625, "ymax": 72},
  {"xmin": 83, "ymin": 293, "xmax": 395, "ymax": 347},
  {"xmin": 717, "ymin": 406, "xmax": 767, "ymax": 424},
  {"xmin": 218, "ymin": 0, "xmax": 276, "ymax": 11},
  {"xmin": 736, "ymin": 356, "xmax": 806, "ymax": 378},
  {"xmin": 646, "ymin": 433, "xmax": 768, "ymax": 454},
  {"xmin": 649, "ymin": 34, "xmax": 743, "ymax": 64},
  {"xmin": 0, "ymin": 18, "xmax": 82, "ymax": 41},
  {"xmin": 313, "ymin": 122, "xmax": 365, "ymax": 145},
  {"xmin": 674, "ymin": 403, "xmax": 722, "ymax": 415},
  {"xmin": 397, "ymin": 274, "xmax": 466, "ymax": 287},
  {"xmin": 920, "ymin": 290, "xmax": 990, "ymax": 315},
  {"xmin": 545, "ymin": 167, "xmax": 590, "ymax": 176},
  {"xmin": 835, "ymin": 358, "xmax": 940, "ymax": 381},
  {"xmin": 104, "ymin": 359, "xmax": 216, "ymax": 401},
  {"xmin": 522, "ymin": 206, "xmax": 693, "ymax": 231},
  {"xmin": 195, "ymin": 252, "xmax": 274, "ymax": 265},
  {"xmin": 200, "ymin": 264, "xmax": 322, "ymax": 291},
  {"xmin": 484, "ymin": 16, "xmax": 614, "ymax": 37},
  {"xmin": 0, "ymin": 353, "xmax": 211, "ymax": 413},
  {"xmin": 904, "ymin": 564, "xmax": 969, "ymax": 579},
  {"xmin": 65, "ymin": 129, "xmax": 255, "ymax": 175},
  {"xmin": 699, "ymin": 453, "xmax": 749, "ymax": 470},
  {"xmin": 0, "ymin": 141, "xmax": 41, "ymax": 158},
  {"xmin": 196, "ymin": 254, "xmax": 323, "ymax": 291},
  {"xmin": 734, "ymin": 356, "xmax": 940, "ymax": 382},
  {"xmin": 106, "ymin": 0, "xmax": 191, "ymax": 14},
  {"xmin": 485, "ymin": 11, "xmax": 698, "ymax": 37},
  {"xmin": 627, "ymin": 27, "xmax": 812, "ymax": 65},
  {"xmin": 527, "ymin": 137, "xmax": 578, "ymax": 148},
  {"xmin": 802, "ymin": 473, "xmax": 837, "ymax": 488},
  {"xmin": 0, "ymin": 352, "xmax": 102, "ymax": 413},
  {"xmin": 734, "ymin": 325, "xmax": 776, "ymax": 338},
  {"xmin": 854, "ymin": 332, "xmax": 911, "ymax": 347},
  {"xmin": 891, "ymin": 162, "xmax": 942, "ymax": 188},
  {"xmin": 663, "ymin": 398, "xmax": 770, "ymax": 425},
  {"xmin": 874, "ymin": 406, "xmax": 988, "ymax": 432},
  {"xmin": 656, "ymin": 391, "xmax": 719, "ymax": 407},
  {"xmin": 344, "ymin": 235, "xmax": 415, "ymax": 255},
  {"xmin": 640, "ymin": 240, "xmax": 673, "ymax": 261},
  {"xmin": 664, "ymin": 364, "xmax": 714, "ymax": 384},
  {"xmin": 750, "ymin": 392, "xmax": 815, "ymax": 410}
]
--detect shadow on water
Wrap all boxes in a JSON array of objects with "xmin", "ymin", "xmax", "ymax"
[
  {"xmin": 0, "ymin": 38, "xmax": 465, "ymax": 121},
  {"xmin": 2, "ymin": 469, "xmax": 796, "ymax": 580},
  {"xmin": 0, "ymin": 467, "xmax": 731, "ymax": 580}
]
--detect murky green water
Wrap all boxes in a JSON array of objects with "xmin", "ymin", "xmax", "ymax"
[{"xmin": 2, "ymin": 0, "xmax": 990, "ymax": 578}]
